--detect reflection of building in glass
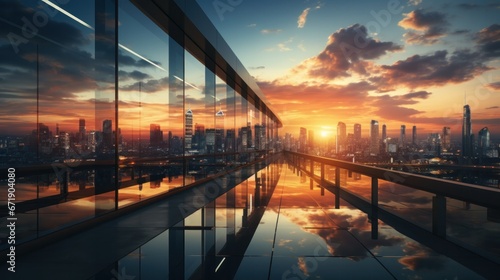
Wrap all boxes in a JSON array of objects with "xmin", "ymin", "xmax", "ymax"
[
  {"xmin": 185, "ymin": 109, "xmax": 193, "ymax": 150},
  {"xmin": 412, "ymin": 125, "xmax": 417, "ymax": 146},
  {"xmin": 150, "ymin": 124, "xmax": 163, "ymax": 147},
  {"xmin": 102, "ymin": 119, "xmax": 113, "ymax": 150},
  {"xmin": 370, "ymin": 120, "xmax": 379, "ymax": 155}
]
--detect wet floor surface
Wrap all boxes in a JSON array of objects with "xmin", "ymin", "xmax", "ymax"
[{"xmin": 0, "ymin": 161, "xmax": 487, "ymax": 279}]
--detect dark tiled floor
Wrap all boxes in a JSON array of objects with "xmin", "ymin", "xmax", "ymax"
[{"xmin": 0, "ymin": 162, "xmax": 488, "ymax": 279}]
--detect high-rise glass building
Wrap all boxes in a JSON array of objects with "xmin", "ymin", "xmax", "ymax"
[
  {"xmin": 478, "ymin": 127, "xmax": 490, "ymax": 157},
  {"xmin": 0, "ymin": 0, "xmax": 282, "ymax": 251},
  {"xmin": 354, "ymin": 123, "xmax": 362, "ymax": 152},
  {"xmin": 462, "ymin": 105, "xmax": 473, "ymax": 158},
  {"xmin": 442, "ymin": 126, "xmax": 451, "ymax": 152},
  {"xmin": 400, "ymin": 124, "xmax": 406, "ymax": 148},
  {"xmin": 337, "ymin": 122, "xmax": 346, "ymax": 154},
  {"xmin": 412, "ymin": 125, "xmax": 417, "ymax": 146},
  {"xmin": 370, "ymin": 120, "xmax": 380, "ymax": 155}
]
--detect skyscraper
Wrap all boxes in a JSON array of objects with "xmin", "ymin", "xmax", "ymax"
[
  {"xmin": 354, "ymin": 123, "xmax": 361, "ymax": 152},
  {"xmin": 400, "ymin": 125, "xmax": 406, "ymax": 148},
  {"xmin": 381, "ymin": 124, "xmax": 387, "ymax": 142},
  {"xmin": 442, "ymin": 127, "xmax": 451, "ymax": 152},
  {"xmin": 370, "ymin": 120, "xmax": 379, "ymax": 155},
  {"xmin": 462, "ymin": 105, "xmax": 473, "ymax": 158},
  {"xmin": 412, "ymin": 125, "xmax": 417, "ymax": 146},
  {"xmin": 299, "ymin": 127, "xmax": 307, "ymax": 153},
  {"xmin": 478, "ymin": 127, "xmax": 490, "ymax": 157},
  {"xmin": 336, "ymin": 122, "xmax": 346, "ymax": 154},
  {"xmin": 102, "ymin": 119, "xmax": 113, "ymax": 149},
  {"xmin": 79, "ymin": 119, "xmax": 86, "ymax": 139}
]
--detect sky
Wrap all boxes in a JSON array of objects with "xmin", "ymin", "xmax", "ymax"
[{"xmin": 197, "ymin": 0, "xmax": 500, "ymax": 140}]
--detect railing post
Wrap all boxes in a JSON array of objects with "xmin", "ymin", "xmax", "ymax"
[
  {"xmin": 335, "ymin": 167, "xmax": 340, "ymax": 209},
  {"xmin": 310, "ymin": 160, "xmax": 314, "ymax": 175},
  {"xmin": 321, "ymin": 163, "xmax": 325, "ymax": 184},
  {"xmin": 432, "ymin": 195, "xmax": 447, "ymax": 238},
  {"xmin": 310, "ymin": 178, "xmax": 313, "ymax": 190},
  {"xmin": 371, "ymin": 177, "xmax": 378, "ymax": 207},
  {"xmin": 371, "ymin": 177, "xmax": 378, "ymax": 239}
]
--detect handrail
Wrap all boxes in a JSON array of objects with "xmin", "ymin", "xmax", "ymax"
[{"xmin": 285, "ymin": 151, "xmax": 500, "ymax": 210}]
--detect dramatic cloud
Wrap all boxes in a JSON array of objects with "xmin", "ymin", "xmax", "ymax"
[
  {"xmin": 297, "ymin": 8, "xmax": 310, "ymax": 28},
  {"xmin": 486, "ymin": 106, "xmax": 499, "ymax": 109},
  {"xmin": 292, "ymin": 24, "xmax": 402, "ymax": 80},
  {"xmin": 375, "ymin": 50, "xmax": 492, "ymax": 90},
  {"xmin": 486, "ymin": 82, "xmax": 500, "ymax": 91},
  {"xmin": 398, "ymin": 9, "xmax": 448, "ymax": 45},
  {"xmin": 475, "ymin": 24, "xmax": 500, "ymax": 58},
  {"xmin": 408, "ymin": 0, "xmax": 423, "ymax": 6},
  {"xmin": 401, "ymin": 91, "xmax": 432, "ymax": 100}
]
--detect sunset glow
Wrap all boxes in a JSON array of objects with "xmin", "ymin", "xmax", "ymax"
[{"xmin": 198, "ymin": 0, "xmax": 500, "ymax": 139}]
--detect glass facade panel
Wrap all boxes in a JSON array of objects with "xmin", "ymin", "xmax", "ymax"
[{"xmin": 0, "ymin": 0, "xmax": 280, "ymax": 251}]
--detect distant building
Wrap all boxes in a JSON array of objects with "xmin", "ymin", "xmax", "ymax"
[
  {"xmin": 462, "ymin": 105, "xmax": 473, "ymax": 158},
  {"xmin": 336, "ymin": 122, "xmax": 346, "ymax": 154},
  {"xmin": 370, "ymin": 120, "xmax": 379, "ymax": 155},
  {"xmin": 354, "ymin": 123, "xmax": 361, "ymax": 152},
  {"xmin": 400, "ymin": 125, "xmax": 406, "ymax": 148},
  {"xmin": 412, "ymin": 125, "xmax": 417, "ymax": 146},
  {"xmin": 381, "ymin": 124, "xmax": 387, "ymax": 142},
  {"xmin": 442, "ymin": 127, "xmax": 451, "ymax": 152},
  {"xmin": 478, "ymin": 127, "xmax": 490, "ymax": 157},
  {"xmin": 299, "ymin": 127, "xmax": 307, "ymax": 153}
]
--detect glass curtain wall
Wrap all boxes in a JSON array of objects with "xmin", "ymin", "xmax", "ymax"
[{"xmin": 0, "ymin": 0, "xmax": 279, "ymax": 250}]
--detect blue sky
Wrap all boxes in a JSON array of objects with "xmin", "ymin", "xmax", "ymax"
[{"xmin": 197, "ymin": 0, "xmax": 500, "ymax": 138}]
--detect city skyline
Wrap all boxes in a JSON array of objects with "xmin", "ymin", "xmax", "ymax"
[{"xmin": 197, "ymin": 0, "xmax": 500, "ymax": 137}]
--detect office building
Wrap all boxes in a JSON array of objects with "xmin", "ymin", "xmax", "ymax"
[
  {"xmin": 462, "ymin": 105, "xmax": 473, "ymax": 158},
  {"xmin": 370, "ymin": 120, "xmax": 379, "ymax": 155}
]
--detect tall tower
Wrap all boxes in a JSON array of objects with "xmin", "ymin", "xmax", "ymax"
[
  {"xmin": 370, "ymin": 120, "xmax": 379, "ymax": 155},
  {"xmin": 185, "ymin": 109, "xmax": 193, "ymax": 150},
  {"xmin": 412, "ymin": 125, "xmax": 417, "ymax": 146},
  {"xmin": 102, "ymin": 119, "xmax": 113, "ymax": 149},
  {"xmin": 400, "ymin": 125, "xmax": 406, "ymax": 148},
  {"xmin": 478, "ymin": 127, "xmax": 490, "ymax": 157},
  {"xmin": 462, "ymin": 105, "xmax": 473, "ymax": 158},
  {"xmin": 336, "ymin": 122, "xmax": 346, "ymax": 154},
  {"xmin": 442, "ymin": 127, "xmax": 451, "ymax": 152},
  {"xmin": 79, "ymin": 119, "xmax": 86, "ymax": 142},
  {"xmin": 354, "ymin": 123, "xmax": 361, "ymax": 151},
  {"xmin": 381, "ymin": 124, "xmax": 387, "ymax": 142},
  {"xmin": 299, "ymin": 127, "xmax": 307, "ymax": 153}
]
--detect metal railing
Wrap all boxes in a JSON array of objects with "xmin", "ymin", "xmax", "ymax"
[{"xmin": 284, "ymin": 151, "xmax": 500, "ymax": 277}]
